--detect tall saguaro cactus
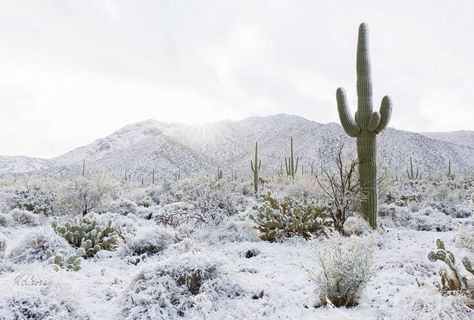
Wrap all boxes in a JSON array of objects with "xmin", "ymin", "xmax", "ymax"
[
  {"xmin": 336, "ymin": 23, "xmax": 393, "ymax": 228},
  {"xmin": 285, "ymin": 137, "xmax": 299, "ymax": 179},
  {"xmin": 250, "ymin": 142, "xmax": 261, "ymax": 193}
]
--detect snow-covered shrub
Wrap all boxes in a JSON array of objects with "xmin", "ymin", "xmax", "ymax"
[
  {"xmin": 0, "ymin": 232, "xmax": 6, "ymax": 259},
  {"xmin": 343, "ymin": 215, "xmax": 371, "ymax": 236},
  {"xmin": 455, "ymin": 228, "xmax": 474, "ymax": 252},
  {"xmin": 9, "ymin": 208, "xmax": 40, "ymax": 226},
  {"xmin": 0, "ymin": 294, "xmax": 91, "ymax": 320},
  {"xmin": 9, "ymin": 228, "xmax": 72, "ymax": 264},
  {"xmin": 411, "ymin": 207, "xmax": 454, "ymax": 232},
  {"xmin": 153, "ymin": 202, "xmax": 194, "ymax": 228},
  {"xmin": 125, "ymin": 226, "xmax": 176, "ymax": 257},
  {"xmin": 379, "ymin": 203, "xmax": 455, "ymax": 231},
  {"xmin": 52, "ymin": 217, "xmax": 120, "ymax": 258},
  {"xmin": 392, "ymin": 287, "xmax": 474, "ymax": 320},
  {"xmin": 60, "ymin": 172, "xmax": 116, "ymax": 216},
  {"xmin": 312, "ymin": 234, "xmax": 375, "ymax": 307},
  {"xmin": 0, "ymin": 212, "xmax": 12, "ymax": 227},
  {"xmin": 200, "ymin": 214, "xmax": 260, "ymax": 244},
  {"xmin": 120, "ymin": 252, "xmax": 242, "ymax": 319},
  {"xmin": 105, "ymin": 198, "xmax": 138, "ymax": 216},
  {"xmin": 182, "ymin": 180, "xmax": 243, "ymax": 225},
  {"xmin": 251, "ymin": 193, "xmax": 331, "ymax": 242},
  {"xmin": 11, "ymin": 185, "xmax": 56, "ymax": 215},
  {"xmin": 435, "ymin": 203, "xmax": 472, "ymax": 218}
]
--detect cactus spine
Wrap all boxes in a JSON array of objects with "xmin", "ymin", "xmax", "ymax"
[
  {"xmin": 336, "ymin": 23, "xmax": 393, "ymax": 228},
  {"xmin": 285, "ymin": 137, "xmax": 299, "ymax": 179},
  {"xmin": 407, "ymin": 157, "xmax": 419, "ymax": 180},
  {"xmin": 250, "ymin": 142, "xmax": 261, "ymax": 193}
]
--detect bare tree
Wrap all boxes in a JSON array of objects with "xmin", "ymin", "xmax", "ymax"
[
  {"xmin": 315, "ymin": 144, "xmax": 362, "ymax": 234},
  {"xmin": 64, "ymin": 171, "xmax": 115, "ymax": 217}
]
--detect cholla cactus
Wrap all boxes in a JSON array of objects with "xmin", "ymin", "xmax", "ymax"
[
  {"xmin": 45, "ymin": 249, "xmax": 83, "ymax": 271},
  {"xmin": 251, "ymin": 193, "xmax": 330, "ymax": 242},
  {"xmin": 428, "ymin": 239, "xmax": 462, "ymax": 290},
  {"xmin": 52, "ymin": 218, "xmax": 119, "ymax": 258}
]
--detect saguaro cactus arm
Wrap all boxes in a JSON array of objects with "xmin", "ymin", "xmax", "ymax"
[
  {"xmin": 375, "ymin": 96, "xmax": 392, "ymax": 133},
  {"xmin": 336, "ymin": 88, "xmax": 360, "ymax": 137}
]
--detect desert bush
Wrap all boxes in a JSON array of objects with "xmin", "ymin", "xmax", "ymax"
[
  {"xmin": 9, "ymin": 208, "xmax": 40, "ymax": 226},
  {"xmin": 0, "ymin": 294, "xmax": 91, "ymax": 320},
  {"xmin": 120, "ymin": 252, "xmax": 242, "ymax": 319},
  {"xmin": 0, "ymin": 232, "xmax": 6, "ymax": 259},
  {"xmin": 105, "ymin": 198, "xmax": 138, "ymax": 216},
  {"xmin": 315, "ymin": 145, "xmax": 362, "ymax": 234},
  {"xmin": 312, "ymin": 234, "xmax": 375, "ymax": 307},
  {"xmin": 125, "ymin": 226, "xmax": 176, "ymax": 257},
  {"xmin": 200, "ymin": 214, "xmax": 260, "ymax": 244},
  {"xmin": 12, "ymin": 185, "xmax": 56, "ymax": 215},
  {"xmin": 60, "ymin": 172, "xmax": 115, "ymax": 216},
  {"xmin": 0, "ymin": 212, "xmax": 12, "ymax": 227},
  {"xmin": 9, "ymin": 228, "xmax": 72, "ymax": 264},
  {"xmin": 52, "ymin": 217, "xmax": 120, "ymax": 258},
  {"xmin": 455, "ymin": 229, "xmax": 474, "ymax": 252},
  {"xmin": 251, "ymin": 193, "xmax": 331, "ymax": 242}
]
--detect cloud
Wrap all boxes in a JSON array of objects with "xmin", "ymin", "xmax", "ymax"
[{"xmin": 0, "ymin": 0, "xmax": 472, "ymax": 157}]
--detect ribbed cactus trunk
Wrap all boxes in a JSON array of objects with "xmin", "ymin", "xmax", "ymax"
[
  {"xmin": 251, "ymin": 142, "xmax": 261, "ymax": 193},
  {"xmin": 336, "ymin": 23, "xmax": 393, "ymax": 228}
]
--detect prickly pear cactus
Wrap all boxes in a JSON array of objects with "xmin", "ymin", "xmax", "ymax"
[
  {"xmin": 427, "ymin": 239, "xmax": 462, "ymax": 290},
  {"xmin": 52, "ymin": 218, "xmax": 120, "ymax": 258},
  {"xmin": 336, "ymin": 23, "xmax": 393, "ymax": 228},
  {"xmin": 46, "ymin": 249, "xmax": 83, "ymax": 271}
]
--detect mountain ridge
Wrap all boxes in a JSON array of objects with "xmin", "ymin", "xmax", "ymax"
[{"xmin": 1, "ymin": 114, "xmax": 473, "ymax": 179}]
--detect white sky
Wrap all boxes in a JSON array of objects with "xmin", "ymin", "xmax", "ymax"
[{"xmin": 0, "ymin": 0, "xmax": 472, "ymax": 158}]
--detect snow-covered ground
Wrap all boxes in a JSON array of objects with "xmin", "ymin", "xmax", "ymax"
[{"xmin": 0, "ymin": 176, "xmax": 473, "ymax": 319}]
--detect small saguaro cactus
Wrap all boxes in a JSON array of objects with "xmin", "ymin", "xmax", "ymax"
[
  {"xmin": 285, "ymin": 137, "xmax": 299, "ymax": 179},
  {"xmin": 152, "ymin": 169, "xmax": 155, "ymax": 184},
  {"xmin": 216, "ymin": 168, "xmax": 223, "ymax": 180},
  {"xmin": 174, "ymin": 168, "xmax": 181, "ymax": 181},
  {"xmin": 336, "ymin": 23, "xmax": 393, "ymax": 228},
  {"xmin": 82, "ymin": 159, "xmax": 86, "ymax": 177},
  {"xmin": 407, "ymin": 157, "xmax": 419, "ymax": 180},
  {"xmin": 447, "ymin": 160, "xmax": 454, "ymax": 179},
  {"xmin": 250, "ymin": 142, "xmax": 262, "ymax": 193}
]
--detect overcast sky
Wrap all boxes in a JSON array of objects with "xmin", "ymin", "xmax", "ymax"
[{"xmin": 0, "ymin": 0, "xmax": 472, "ymax": 158}]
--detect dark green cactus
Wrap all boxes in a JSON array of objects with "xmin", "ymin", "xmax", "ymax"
[
  {"xmin": 285, "ymin": 137, "xmax": 299, "ymax": 179},
  {"xmin": 336, "ymin": 23, "xmax": 393, "ymax": 228},
  {"xmin": 250, "ymin": 142, "xmax": 261, "ymax": 193},
  {"xmin": 407, "ymin": 157, "xmax": 419, "ymax": 180},
  {"xmin": 427, "ymin": 239, "xmax": 462, "ymax": 290}
]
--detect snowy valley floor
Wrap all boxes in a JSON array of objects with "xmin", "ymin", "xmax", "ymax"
[{"xmin": 0, "ymin": 178, "xmax": 473, "ymax": 319}]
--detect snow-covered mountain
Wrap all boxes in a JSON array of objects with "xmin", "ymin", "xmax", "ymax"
[
  {"xmin": 422, "ymin": 131, "xmax": 474, "ymax": 150},
  {"xmin": 1, "ymin": 114, "xmax": 473, "ymax": 179}
]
